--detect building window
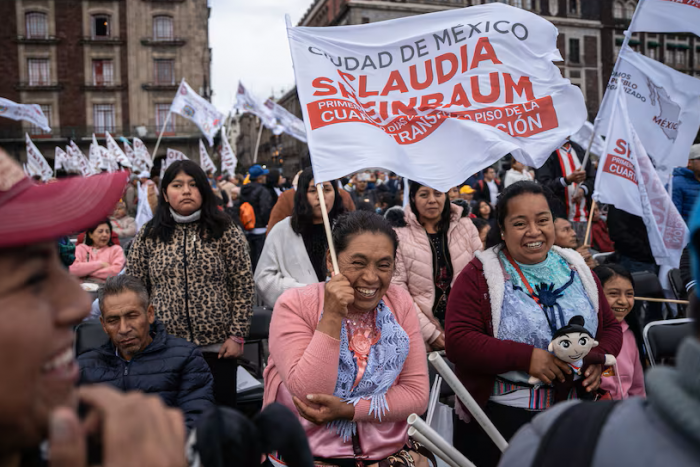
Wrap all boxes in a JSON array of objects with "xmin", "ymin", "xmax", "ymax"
[
  {"xmin": 29, "ymin": 104, "xmax": 52, "ymax": 135},
  {"xmin": 614, "ymin": 1, "xmax": 624, "ymax": 18},
  {"xmin": 361, "ymin": 17, "xmax": 370, "ymax": 24},
  {"xmin": 153, "ymin": 16, "xmax": 173, "ymax": 41},
  {"xmin": 92, "ymin": 60, "xmax": 114, "ymax": 86},
  {"xmin": 28, "ymin": 58, "xmax": 50, "ymax": 85},
  {"xmin": 569, "ymin": 0, "xmax": 578, "ymax": 14},
  {"xmin": 154, "ymin": 59, "xmax": 175, "ymax": 85},
  {"xmin": 569, "ymin": 38, "xmax": 580, "ymax": 64},
  {"xmin": 676, "ymin": 49, "xmax": 687, "ymax": 68},
  {"xmin": 25, "ymin": 12, "xmax": 48, "ymax": 39},
  {"xmin": 626, "ymin": 1, "xmax": 636, "ymax": 19},
  {"xmin": 155, "ymin": 104, "xmax": 174, "ymax": 132},
  {"xmin": 512, "ymin": 0, "xmax": 523, "ymax": 7},
  {"xmin": 93, "ymin": 104, "xmax": 115, "ymax": 133},
  {"xmin": 92, "ymin": 15, "xmax": 110, "ymax": 38},
  {"xmin": 647, "ymin": 46, "xmax": 657, "ymax": 60}
]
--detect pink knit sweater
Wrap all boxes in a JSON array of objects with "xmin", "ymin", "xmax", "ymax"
[
  {"xmin": 69, "ymin": 243, "xmax": 125, "ymax": 282},
  {"xmin": 263, "ymin": 282, "xmax": 429, "ymax": 461}
]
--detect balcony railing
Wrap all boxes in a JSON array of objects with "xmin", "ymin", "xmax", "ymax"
[
  {"xmin": 142, "ymin": 82, "xmax": 179, "ymax": 91},
  {"xmin": 16, "ymin": 35, "xmax": 61, "ymax": 45},
  {"xmin": 15, "ymin": 82, "xmax": 63, "ymax": 91},
  {"xmin": 140, "ymin": 37, "xmax": 187, "ymax": 47},
  {"xmin": 82, "ymin": 83, "xmax": 127, "ymax": 91},
  {"xmin": 79, "ymin": 36, "xmax": 125, "ymax": 45}
]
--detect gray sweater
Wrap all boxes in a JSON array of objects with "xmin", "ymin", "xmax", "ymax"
[{"xmin": 499, "ymin": 337, "xmax": 700, "ymax": 467}]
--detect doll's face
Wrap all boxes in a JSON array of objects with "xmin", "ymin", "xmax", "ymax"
[{"xmin": 550, "ymin": 331, "xmax": 598, "ymax": 363}]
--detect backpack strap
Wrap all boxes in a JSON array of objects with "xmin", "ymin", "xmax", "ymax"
[{"xmin": 532, "ymin": 401, "xmax": 621, "ymax": 467}]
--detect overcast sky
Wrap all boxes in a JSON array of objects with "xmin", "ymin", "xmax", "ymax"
[{"xmin": 209, "ymin": 0, "xmax": 313, "ymax": 112}]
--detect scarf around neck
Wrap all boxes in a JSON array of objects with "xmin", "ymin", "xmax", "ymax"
[
  {"xmin": 328, "ymin": 300, "xmax": 410, "ymax": 441},
  {"xmin": 170, "ymin": 208, "xmax": 201, "ymax": 223}
]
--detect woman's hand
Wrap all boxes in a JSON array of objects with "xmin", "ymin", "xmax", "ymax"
[
  {"xmin": 582, "ymin": 364, "xmax": 602, "ymax": 393},
  {"xmin": 323, "ymin": 273, "xmax": 355, "ymax": 319},
  {"xmin": 218, "ymin": 339, "xmax": 243, "ymax": 359},
  {"xmin": 528, "ymin": 348, "xmax": 572, "ymax": 385},
  {"xmin": 100, "ymin": 262, "xmax": 111, "ymax": 269},
  {"xmin": 292, "ymin": 394, "xmax": 355, "ymax": 425}
]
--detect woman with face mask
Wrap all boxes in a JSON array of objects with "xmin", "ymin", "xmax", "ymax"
[{"xmin": 445, "ymin": 181, "xmax": 622, "ymax": 467}]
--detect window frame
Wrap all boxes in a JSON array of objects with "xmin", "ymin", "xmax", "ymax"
[
  {"xmin": 154, "ymin": 59, "xmax": 175, "ymax": 85},
  {"xmin": 25, "ymin": 12, "xmax": 48, "ymax": 39},
  {"xmin": 155, "ymin": 103, "xmax": 174, "ymax": 133},
  {"xmin": 92, "ymin": 15, "xmax": 111, "ymax": 38},
  {"xmin": 569, "ymin": 38, "xmax": 581, "ymax": 64},
  {"xmin": 93, "ymin": 103, "xmax": 116, "ymax": 134},
  {"xmin": 153, "ymin": 15, "xmax": 174, "ymax": 41},
  {"xmin": 27, "ymin": 58, "xmax": 50, "ymax": 86},
  {"xmin": 92, "ymin": 59, "xmax": 114, "ymax": 86}
]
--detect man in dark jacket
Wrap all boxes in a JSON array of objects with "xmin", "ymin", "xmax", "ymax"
[
  {"xmin": 536, "ymin": 140, "xmax": 595, "ymax": 241},
  {"xmin": 79, "ymin": 275, "xmax": 214, "ymax": 429},
  {"xmin": 240, "ymin": 164, "xmax": 273, "ymax": 271},
  {"xmin": 473, "ymin": 166, "xmax": 501, "ymax": 207},
  {"xmin": 606, "ymin": 206, "xmax": 658, "ymax": 275},
  {"xmin": 672, "ymin": 144, "xmax": 700, "ymax": 225}
]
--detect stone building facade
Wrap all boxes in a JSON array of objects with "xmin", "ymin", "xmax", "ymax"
[{"xmin": 0, "ymin": 0, "xmax": 212, "ymax": 166}]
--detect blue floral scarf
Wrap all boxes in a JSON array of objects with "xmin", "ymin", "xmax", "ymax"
[{"xmin": 327, "ymin": 300, "xmax": 410, "ymax": 441}]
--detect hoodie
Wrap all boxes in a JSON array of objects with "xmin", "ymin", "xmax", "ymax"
[{"xmin": 672, "ymin": 167, "xmax": 700, "ymax": 224}]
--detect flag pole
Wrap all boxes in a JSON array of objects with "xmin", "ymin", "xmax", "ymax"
[
  {"xmin": 583, "ymin": 199, "xmax": 597, "ymax": 247},
  {"xmin": 151, "ymin": 111, "xmax": 172, "ymax": 161},
  {"xmin": 253, "ymin": 117, "xmax": 264, "ymax": 164},
  {"xmin": 316, "ymin": 182, "xmax": 339, "ymax": 275},
  {"xmin": 581, "ymin": 0, "xmax": 648, "ymax": 169}
]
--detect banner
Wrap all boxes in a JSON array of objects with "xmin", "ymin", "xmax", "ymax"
[
  {"xmin": 594, "ymin": 88, "xmax": 688, "ymax": 267},
  {"xmin": 570, "ymin": 121, "xmax": 606, "ymax": 158},
  {"xmin": 0, "ymin": 98, "xmax": 51, "ymax": 132},
  {"xmin": 133, "ymin": 137, "xmax": 153, "ymax": 170},
  {"xmin": 287, "ymin": 3, "xmax": 587, "ymax": 191},
  {"xmin": 25, "ymin": 134, "xmax": 53, "ymax": 181},
  {"xmin": 596, "ymin": 46, "xmax": 700, "ymax": 179},
  {"xmin": 234, "ymin": 82, "xmax": 280, "ymax": 131},
  {"xmin": 105, "ymin": 132, "xmax": 132, "ymax": 168},
  {"xmin": 199, "ymin": 139, "xmax": 217, "ymax": 174},
  {"xmin": 629, "ymin": 0, "xmax": 700, "ymax": 37},
  {"xmin": 68, "ymin": 141, "xmax": 95, "ymax": 177},
  {"xmin": 220, "ymin": 130, "xmax": 238, "ymax": 177},
  {"xmin": 170, "ymin": 79, "xmax": 224, "ymax": 146},
  {"xmin": 265, "ymin": 98, "xmax": 308, "ymax": 143},
  {"xmin": 164, "ymin": 148, "xmax": 188, "ymax": 172}
]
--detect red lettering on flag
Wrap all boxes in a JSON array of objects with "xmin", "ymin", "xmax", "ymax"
[
  {"xmin": 662, "ymin": 0, "xmax": 700, "ymax": 8},
  {"xmin": 602, "ymin": 155, "xmax": 638, "ymax": 184}
]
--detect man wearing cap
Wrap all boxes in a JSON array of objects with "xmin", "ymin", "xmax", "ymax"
[
  {"xmin": 240, "ymin": 164, "xmax": 273, "ymax": 270},
  {"xmin": 672, "ymin": 144, "xmax": 700, "ymax": 225},
  {"xmin": 459, "ymin": 185, "xmax": 475, "ymax": 202},
  {"xmin": 0, "ymin": 148, "xmax": 186, "ymax": 466}
]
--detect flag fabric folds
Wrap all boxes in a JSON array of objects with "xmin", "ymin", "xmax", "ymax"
[
  {"xmin": 594, "ymin": 88, "xmax": 688, "ymax": 268},
  {"xmin": 68, "ymin": 141, "xmax": 95, "ymax": 177},
  {"xmin": 199, "ymin": 139, "xmax": 217, "ymax": 174},
  {"xmin": 169, "ymin": 79, "xmax": 224, "ymax": 146},
  {"xmin": 629, "ymin": 0, "xmax": 700, "ymax": 37},
  {"xmin": 133, "ymin": 138, "xmax": 153, "ymax": 170},
  {"xmin": 286, "ymin": 3, "xmax": 587, "ymax": 191},
  {"xmin": 220, "ymin": 130, "xmax": 238, "ymax": 177},
  {"xmin": 234, "ymin": 82, "xmax": 279, "ymax": 131},
  {"xmin": 105, "ymin": 132, "xmax": 132, "ymax": 169},
  {"xmin": 164, "ymin": 148, "xmax": 188, "ymax": 172},
  {"xmin": 596, "ymin": 46, "xmax": 700, "ymax": 180},
  {"xmin": 265, "ymin": 98, "xmax": 308, "ymax": 143},
  {"xmin": 25, "ymin": 134, "xmax": 53, "ymax": 181},
  {"xmin": 0, "ymin": 98, "xmax": 51, "ymax": 132}
]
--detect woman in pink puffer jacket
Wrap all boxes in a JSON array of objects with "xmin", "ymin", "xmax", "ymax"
[{"xmin": 389, "ymin": 182, "xmax": 483, "ymax": 350}]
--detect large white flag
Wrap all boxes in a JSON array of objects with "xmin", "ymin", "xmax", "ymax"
[
  {"xmin": 0, "ymin": 98, "xmax": 51, "ymax": 132},
  {"xmin": 594, "ymin": 88, "xmax": 688, "ymax": 268},
  {"xmin": 133, "ymin": 138, "xmax": 153, "ymax": 170},
  {"xmin": 68, "ymin": 141, "xmax": 95, "ymax": 177},
  {"xmin": 164, "ymin": 148, "xmax": 188, "ymax": 172},
  {"xmin": 105, "ymin": 132, "xmax": 132, "ymax": 168},
  {"xmin": 287, "ymin": 3, "xmax": 587, "ymax": 191},
  {"xmin": 25, "ymin": 134, "xmax": 53, "ymax": 181},
  {"xmin": 630, "ymin": 0, "xmax": 700, "ymax": 37},
  {"xmin": 596, "ymin": 47, "xmax": 700, "ymax": 179},
  {"xmin": 199, "ymin": 140, "xmax": 217, "ymax": 174},
  {"xmin": 220, "ymin": 130, "xmax": 238, "ymax": 176},
  {"xmin": 234, "ymin": 82, "xmax": 280, "ymax": 132},
  {"xmin": 170, "ymin": 79, "xmax": 224, "ymax": 146},
  {"xmin": 265, "ymin": 98, "xmax": 308, "ymax": 143}
]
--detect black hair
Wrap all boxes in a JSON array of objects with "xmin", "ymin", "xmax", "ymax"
[
  {"xmin": 291, "ymin": 168, "xmax": 346, "ymax": 236},
  {"xmin": 552, "ymin": 315, "xmax": 592, "ymax": 339},
  {"xmin": 85, "ymin": 219, "xmax": 114, "ymax": 247},
  {"xmin": 332, "ymin": 211, "xmax": 399, "ymax": 257},
  {"xmin": 471, "ymin": 217, "xmax": 490, "ymax": 234},
  {"xmin": 476, "ymin": 200, "xmax": 495, "ymax": 220},
  {"xmin": 495, "ymin": 181, "xmax": 550, "ymax": 232},
  {"xmin": 408, "ymin": 181, "xmax": 451, "ymax": 233},
  {"xmin": 98, "ymin": 274, "xmax": 150, "ymax": 316},
  {"xmin": 146, "ymin": 160, "xmax": 231, "ymax": 243},
  {"xmin": 593, "ymin": 263, "xmax": 648, "ymax": 369}
]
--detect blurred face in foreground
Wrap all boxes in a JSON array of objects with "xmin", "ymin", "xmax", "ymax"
[{"xmin": 0, "ymin": 243, "xmax": 90, "ymax": 454}]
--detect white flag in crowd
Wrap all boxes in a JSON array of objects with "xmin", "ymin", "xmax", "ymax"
[
  {"xmin": 594, "ymin": 88, "xmax": 688, "ymax": 268},
  {"xmin": 220, "ymin": 130, "xmax": 238, "ymax": 176},
  {"xmin": 234, "ymin": 82, "xmax": 280, "ymax": 131},
  {"xmin": 0, "ymin": 98, "xmax": 51, "ymax": 132},
  {"xmin": 105, "ymin": 132, "xmax": 132, "ymax": 168},
  {"xmin": 135, "ymin": 180, "xmax": 154, "ymax": 232},
  {"xmin": 90, "ymin": 135, "xmax": 115, "ymax": 172},
  {"xmin": 199, "ymin": 140, "xmax": 217, "ymax": 174},
  {"xmin": 164, "ymin": 148, "xmax": 188, "ymax": 172},
  {"xmin": 25, "ymin": 134, "xmax": 53, "ymax": 181},
  {"xmin": 570, "ymin": 121, "xmax": 606, "ymax": 158},
  {"xmin": 287, "ymin": 3, "xmax": 587, "ymax": 191},
  {"xmin": 170, "ymin": 79, "xmax": 224, "ymax": 146},
  {"xmin": 265, "ymin": 98, "xmax": 308, "ymax": 143},
  {"xmin": 54, "ymin": 147, "xmax": 71, "ymax": 173},
  {"xmin": 133, "ymin": 138, "xmax": 153, "ymax": 170},
  {"xmin": 596, "ymin": 46, "xmax": 700, "ymax": 180},
  {"xmin": 630, "ymin": 0, "xmax": 700, "ymax": 37},
  {"xmin": 68, "ymin": 141, "xmax": 95, "ymax": 177}
]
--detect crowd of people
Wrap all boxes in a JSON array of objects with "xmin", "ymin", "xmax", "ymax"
[{"xmin": 1, "ymin": 137, "xmax": 699, "ymax": 467}]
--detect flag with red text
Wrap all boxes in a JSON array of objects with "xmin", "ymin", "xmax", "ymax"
[
  {"xmin": 0, "ymin": 98, "xmax": 51, "ymax": 132},
  {"xmin": 630, "ymin": 0, "xmax": 700, "ymax": 37},
  {"xmin": 25, "ymin": 134, "xmax": 53, "ymax": 181},
  {"xmin": 220, "ymin": 131, "xmax": 238, "ymax": 176},
  {"xmin": 199, "ymin": 140, "xmax": 217, "ymax": 174},
  {"xmin": 287, "ymin": 3, "xmax": 586, "ymax": 191},
  {"xmin": 170, "ymin": 79, "xmax": 224, "ymax": 146}
]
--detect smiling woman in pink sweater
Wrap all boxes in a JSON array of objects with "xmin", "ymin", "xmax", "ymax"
[
  {"xmin": 264, "ymin": 211, "xmax": 429, "ymax": 466},
  {"xmin": 69, "ymin": 220, "xmax": 125, "ymax": 283}
]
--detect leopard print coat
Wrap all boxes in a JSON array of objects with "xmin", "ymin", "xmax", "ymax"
[{"xmin": 126, "ymin": 221, "xmax": 254, "ymax": 346}]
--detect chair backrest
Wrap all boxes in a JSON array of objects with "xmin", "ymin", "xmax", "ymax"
[
  {"xmin": 74, "ymin": 319, "xmax": 110, "ymax": 356},
  {"xmin": 248, "ymin": 305, "xmax": 272, "ymax": 341},
  {"xmin": 668, "ymin": 268, "xmax": 686, "ymax": 300},
  {"xmin": 632, "ymin": 271, "xmax": 668, "ymax": 324},
  {"xmin": 643, "ymin": 319, "xmax": 694, "ymax": 367}
]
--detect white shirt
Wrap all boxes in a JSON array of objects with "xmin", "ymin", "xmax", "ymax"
[
  {"xmin": 503, "ymin": 169, "xmax": 534, "ymax": 188},
  {"xmin": 486, "ymin": 179, "xmax": 499, "ymax": 206}
]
